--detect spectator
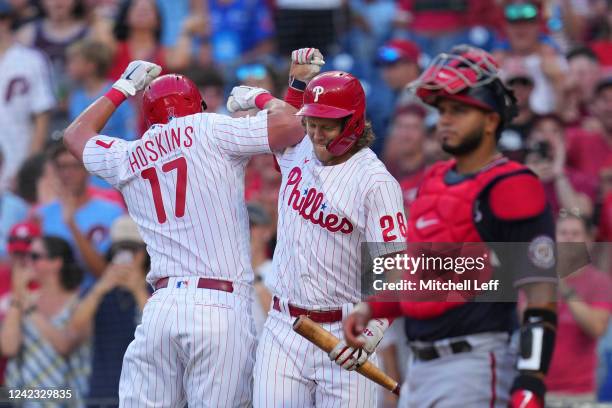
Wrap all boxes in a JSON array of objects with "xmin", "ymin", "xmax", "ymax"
[
  {"xmin": 499, "ymin": 67, "xmax": 536, "ymax": 162},
  {"xmin": 7, "ymin": 0, "xmax": 40, "ymax": 29},
  {"xmin": 37, "ymin": 143, "xmax": 124, "ymax": 286},
  {"xmin": 368, "ymin": 39, "xmax": 424, "ymax": 154},
  {"xmin": 0, "ymin": 236, "xmax": 90, "ymax": 406},
  {"xmin": 526, "ymin": 114, "xmax": 595, "ymax": 218},
  {"xmin": 245, "ymin": 154, "xmax": 282, "ymax": 230},
  {"xmin": 69, "ymin": 215, "xmax": 149, "ymax": 405},
  {"xmin": 0, "ymin": 1, "xmax": 54, "ymax": 188},
  {"xmin": 566, "ymin": 77, "xmax": 612, "ymax": 180},
  {"xmin": 247, "ymin": 203, "xmax": 273, "ymax": 336},
  {"xmin": 393, "ymin": 0, "xmax": 499, "ymax": 57},
  {"xmin": 546, "ymin": 210, "xmax": 612, "ymax": 404},
  {"xmin": 0, "ymin": 221, "xmax": 41, "ymax": 387},
  {"xmin": 274, "ymin": 0, "xmax": 338, "ymax": 57},
  {"xmin": 493, "ymin": 1, "xmax": 567, "ymax": 114},
  {"xmin": 16, "ymin": 0, "xmax": 88, "ymax": 129},
  {"xmin": 0, "ymin": 152, "xmax": 29, "ymax": 261},
  {"xmin": 181, "ymin": 64, "xmax": 227, "ymax": 114},
  {"xmin": 235, "ymin": 62, "xmax": 282, "ymax": 97},
  {"xmin": 67, "ymin": 39, "xmax": 136, "ymax": 141},
  {"xmin": 589, "ymin": 2, "xmax": 612, "ymax": 68},
  {"xmin": 558, "ymin": 46, "xmax": 602, "ymax": 127},
  {"xmin": 381, "ymin": 104, "xmax": 427, "ymax": 209}
]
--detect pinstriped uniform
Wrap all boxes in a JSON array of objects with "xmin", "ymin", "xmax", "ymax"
[
  {"xmin": 83, "ymin": 111, "xmax": 270, "ymax": 407},
  {"xmin": 254, "ymin": 136, "xmax": 407, "ymax": 407}
]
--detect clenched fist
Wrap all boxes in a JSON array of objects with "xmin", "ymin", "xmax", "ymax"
[
  {"xmin": 290, "ymin": 48, "xmax": 325, "ymax": 83},
  {"xmin": 113, "ymin": 60, "xmax": 162, "ymax": 96}
]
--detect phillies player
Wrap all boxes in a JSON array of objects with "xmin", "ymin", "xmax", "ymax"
[
  {"xmin": 344, "ymin": 46, "xmax": 558, "ymax": 408},
  {"xmin": 63, "ymin": 60, "xmax": 305, "ymax": 406},
  {"xmin": 232, "ymin": 49, "xmax": 407, "ymax": 407}
]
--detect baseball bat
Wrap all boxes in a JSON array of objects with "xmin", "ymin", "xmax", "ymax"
[{"xmin": 292, "ymin": 316, "xmax": 401, "ymax": 396}]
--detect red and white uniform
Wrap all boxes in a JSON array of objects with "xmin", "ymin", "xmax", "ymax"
[
  {"xmin": 254, "ymin": 136, "xmax": 406, "ymax": 407},
  {"xmin": 83, "ymin": 111, "xmax": 270, "ymax": 407}
]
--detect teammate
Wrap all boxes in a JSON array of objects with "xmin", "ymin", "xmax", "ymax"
[
  {"xmin": 62, "ymin": 60, "xmax": 305, "ymax": 406},
  {"xmin": 343, "ymin": 45, "xmax": 559, "ymax": 408},
  {"xmin": 230, "ymin": 48, "xmax": 407, "ymax": 407}
]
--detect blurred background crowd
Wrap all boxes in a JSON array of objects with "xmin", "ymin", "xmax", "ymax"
[{"xmin": 0, "ymin": 0, "xmax": 611, "ymax": 406}]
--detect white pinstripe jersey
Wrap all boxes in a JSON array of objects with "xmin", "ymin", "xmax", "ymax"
[
  {"xmin": 83, "ymin": 111, "xmax": 270, "ymax": 286},
  {"xmin": 271, "ymin": 136, "xmax": 407, "ymax": 308},
  {"xmin": 0, "ymin": 44, "xmax": 55, "ymax": 185}
]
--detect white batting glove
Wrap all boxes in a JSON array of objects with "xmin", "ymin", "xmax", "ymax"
[
  {"xmin": 113, "ymin": 60, "xmax": 162, "ymax": 96},
  {"xmin": 329, "ymin": 318, "xmax": 389, "ymax": 371},
  {"xmin": 291, "ymin": 48, "xmax": 325, "ymax": 66},
  {"xmin": 226, "ymin": 86, "xmax": 270, "ymax": 113}
]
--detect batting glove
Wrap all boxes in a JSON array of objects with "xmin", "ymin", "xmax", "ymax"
[
  {"xmin": 113, "ymin": 60, "xmax": 162, "ymax": 97},
  {"xmin": 226, "ymin": 86, "xmax": 270, "ymax": 113},
  {"xmin": 329, "ymin": 318, "xmax": 389, "ymax": 371},
  {"xmin": 290, "ymin": 48, "xmax": 325, "ymax": 83}
]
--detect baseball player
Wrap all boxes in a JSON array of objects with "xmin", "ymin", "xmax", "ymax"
[
  {"xmin": 229, "ymin": 49, "xmax": 407, "ymax": 407},
  {"xmin": 343, "ymin": 45, "xmax": 559, "ymax": 408},
  {"xmin": 62, "ymin": 60, "xmax": 305, "ymax": 406}
]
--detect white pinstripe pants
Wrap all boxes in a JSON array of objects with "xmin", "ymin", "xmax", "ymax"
[
  {"xmin": 253, "ymin": 308, "xmax": 378, "ymax": 408},
  {"xmin": 118, "ymin": 277, "xmax": 257, "ymax": 407}
]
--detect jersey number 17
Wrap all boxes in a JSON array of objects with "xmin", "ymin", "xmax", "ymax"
[{"xmin": 141, "ymin": 157, "xmax": 188, "ymax": 224}]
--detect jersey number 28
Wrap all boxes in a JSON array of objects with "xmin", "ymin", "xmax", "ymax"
[{"xmin": 141, "ymin": 157, "xmax": 188, "ymax": 224}]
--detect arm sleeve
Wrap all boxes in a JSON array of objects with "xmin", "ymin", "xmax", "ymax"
[
  {"xmin": 210, "ymin": 110, "xmax": 271, "ymax": 158},
  {"xmin": 83, "ymin": 136, "xmax": 130, "ymax": 188},
  {"xmin": 365, "ymin": 179, "xmax": 408, "ymax": 258}
]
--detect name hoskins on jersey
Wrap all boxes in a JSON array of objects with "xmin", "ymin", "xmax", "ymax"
[{"xmin": 82, "ymin": 110, "xmax": 271, "ymax": 287}]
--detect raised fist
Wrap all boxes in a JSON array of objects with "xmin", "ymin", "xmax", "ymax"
[
  {"xmin": 113, "ymin": 60, "xmax": 162, "ymax": 96},
  {"xmin": 290, "ymin": 48, "xmax": 325, "ymax": 83}
]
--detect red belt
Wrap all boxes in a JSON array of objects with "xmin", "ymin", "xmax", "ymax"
[
  {"xmin": 272, "ymin": 296, "xmax": 343, "ymax": 323},
  {"xmin": 154, "ymin": 277, "xmax": 234, "ymax": 293}
]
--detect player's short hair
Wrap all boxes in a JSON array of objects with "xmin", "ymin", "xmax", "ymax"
[{"xmin": 67, "ymin": 39, "xmax": 114, "ymax": 78}]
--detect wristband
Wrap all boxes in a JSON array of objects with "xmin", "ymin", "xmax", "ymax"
[
  {"xmin": 289, "ymin": 77, "xmax": 307, "ymax": 91},
  {"xmin": 255, "ymin": 93, "xmax": 274, "ymax": 110},
  {"xmin": 105, "ymin": 88, "xmax": 127, "ymax": 107}
]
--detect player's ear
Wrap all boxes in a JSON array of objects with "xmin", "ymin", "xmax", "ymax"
[{"xmin": 484, "ymin": 112, "xmax": 500, "ymax": 137}]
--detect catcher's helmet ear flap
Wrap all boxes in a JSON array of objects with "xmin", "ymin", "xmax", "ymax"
[
  {"xmin": 409, "ymin": 45, "xmax": 518, "ymax": 138},
  {"xmin": 142, "ymin": 74, "xmax": 205, "ymax": 128},
  {"xmin": 296, "ymin": 71, "xmax": 366, "ymax": 156}
]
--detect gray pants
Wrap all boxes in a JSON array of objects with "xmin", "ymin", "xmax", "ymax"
[{"xmin": 398, "ymin": 332, "xmax": 518, "ymax": 408}]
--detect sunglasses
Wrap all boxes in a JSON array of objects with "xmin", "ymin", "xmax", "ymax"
[
  {"xmin": 505, "ymin": 3, "xmax": 538, "ymax": 21},
  {"xmin": 236, "ymin": 64, "xmax": 267, "ymax": 81},
  {"xmin": 8, "ymin": 236, "xmax": 32, "ymax": 244},
  {"xmin": 26, "ymin": 252, "xmax": 50, "ymax": 262}
]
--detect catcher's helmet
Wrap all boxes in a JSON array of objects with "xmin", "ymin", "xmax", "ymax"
[
  {"xmin": 410, "ymin": 45, "xmax": 517, "ymax": 133},
  {"xmin": 297, "ymin": 71, "xmax": 365, "ymax": 156},
  {"xmin": 142, "ymin": 74, "xmax": 207, "ymax": 128}
]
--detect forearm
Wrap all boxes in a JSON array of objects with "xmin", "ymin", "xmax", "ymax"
[
  {"xmin": 263, "ymin": 98, "xmax": 305, "ymax": 150},
  {"xmin": 31, "ymin": 312, "xmax": 84, "ymax": 356},
  {"xmin": 555, "ymin": 175, "xmax": 593, "ymax": 217},
  {"xmin": 0, "ymin": 306, "xmax": 24, "ymax": 357},
  {"xmin": 63, "ymin": 93, "xmax": 120, "ymax": 162},
  {"xmin": 30, "ymin": 112, "xmax": 50, "ymax": 155},
  {"xmin": 566, "ymin": 299, "xmax": 609, "ymax": 338},
  {"xmin": 165, "ymin": 35, "xmax": 192, "ymax": 72},
  {"xmin": 69, "ymin": 286, "xmax": 104, "ymax": 333},
  {"xmin": 66, "ymin": 219, "xmax": 107, "ymax": 277}
]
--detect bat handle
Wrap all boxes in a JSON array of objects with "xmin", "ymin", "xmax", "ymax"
[{"xmin": 392, "ymin": 383, "xmax": 401, "ymax": 396}]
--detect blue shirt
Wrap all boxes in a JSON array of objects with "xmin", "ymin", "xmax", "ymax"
[
  {"xmin": 37, "ymin": 198, "xmax": 124, "ymax": 287},
  {"xmin": 69, "ymin": 83, "xmax": 136, "ymax": 141},
  {"xmin": 0, "ymin": 192, "xmax": 30, "ymax": 258},
  {"xmin": 208, "ymin": 0, "xmax": 274, "ymax": 64}
]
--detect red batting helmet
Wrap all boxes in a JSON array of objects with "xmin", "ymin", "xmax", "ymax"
[
  {"xmin": 296, "ymin": 71, "xmax": 366, "ymax": 156},
  {"xmin": 142, "ymin": 74, "xmax": 207, "ymax": 128},
  {"xmin": 410, "ymin": 45, "xmax": 517, "ymax": 132}
]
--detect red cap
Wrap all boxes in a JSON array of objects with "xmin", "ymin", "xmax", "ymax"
[
  {"xmin": 8, "ymin": 221, "xmax": 41, "ymax": 254},
  {"xmin": 378, "ymin": 39, "xmax": 421, "ymax": 64}
]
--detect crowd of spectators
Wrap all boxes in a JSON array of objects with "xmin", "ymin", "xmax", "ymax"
[{"xmin": 1, "ymin": 0, "xmax": 612, "ymax": 406}]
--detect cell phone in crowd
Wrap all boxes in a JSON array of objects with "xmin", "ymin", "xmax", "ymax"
[{"xmin": 112, "ymin": 249, "xmax": 134, "ymax": 265}]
